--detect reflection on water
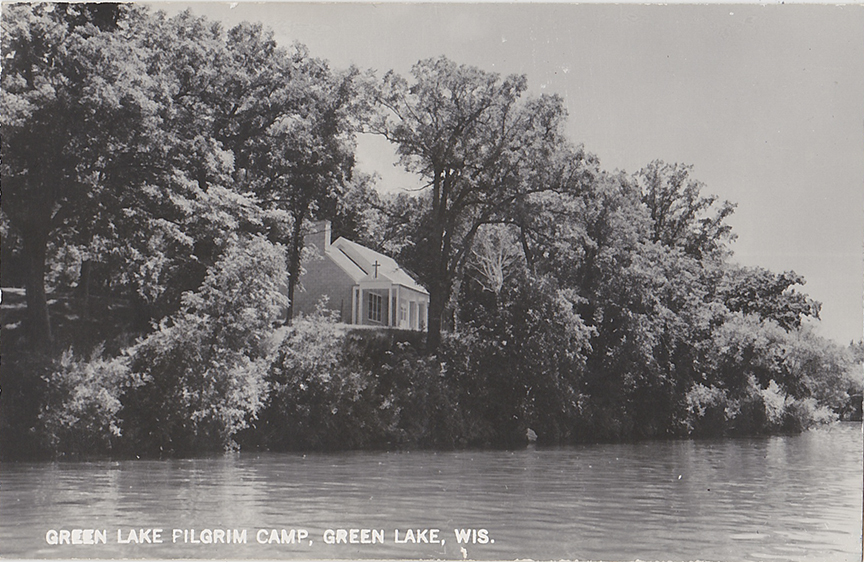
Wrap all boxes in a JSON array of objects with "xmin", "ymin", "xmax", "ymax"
[{"xmin": 1, "ymin": 423, "xmax": 861, "ymax": 561}]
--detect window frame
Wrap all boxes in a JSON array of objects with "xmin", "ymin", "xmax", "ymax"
[{"xmin": 367, "ymin": 292, "xmax": 383, "ymax": 323}]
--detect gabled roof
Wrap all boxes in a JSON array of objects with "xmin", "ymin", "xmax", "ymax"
[{"xmin": 328, "ymin": 237, "xmax": 428, "ymax": 295}]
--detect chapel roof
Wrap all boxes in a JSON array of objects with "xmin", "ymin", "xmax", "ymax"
[{"xmin": 328, "ymin": 237, "xmax": 428, "ymax": 295}]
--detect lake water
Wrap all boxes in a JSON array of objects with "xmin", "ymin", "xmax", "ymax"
[{"xmin": 1, "ymin": 423, "xmax": 861, "ymax": 561}]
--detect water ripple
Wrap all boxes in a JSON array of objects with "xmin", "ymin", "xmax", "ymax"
[{"xmin": 1, "ymin": 423, "xmax": 860, "ymax": 561}]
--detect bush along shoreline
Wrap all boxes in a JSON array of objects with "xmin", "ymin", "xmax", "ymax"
[{"xmin": 3, "ymin": 277, "xmax": 861, "ymax": 461}]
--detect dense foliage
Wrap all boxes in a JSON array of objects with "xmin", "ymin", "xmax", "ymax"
[{"xmin": 1, "ymin": 4, "xmax": 860, "ymax": 459}]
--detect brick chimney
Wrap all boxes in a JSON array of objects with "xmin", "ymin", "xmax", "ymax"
[{"xmin": 306, "ymin": 220, "xmax": 331, "ymax": 255}]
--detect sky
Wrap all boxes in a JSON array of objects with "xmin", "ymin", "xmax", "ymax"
[{"xmin": 155, "ymin": 2, "xmax": 864, "ymax": 344}]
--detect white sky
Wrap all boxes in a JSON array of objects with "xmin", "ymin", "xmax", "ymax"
[{"xmin": 155, "ymin": 2, "xmax": 864, "ymax": 344}]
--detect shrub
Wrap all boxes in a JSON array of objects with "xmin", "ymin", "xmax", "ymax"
[
  {"xmin": 1, "ymin": 352, "xmax": 52, "ymax": 459},
  {"xmin": 682, "ymin": 383, "xmax": 728, "ymax": 436},
  {"xmin": 255, "ymin": 306, "xmax": 463, "ymax": 451},
  {"xmin": 683, "ymin": 377, "xmax": 838, "ymax": 438},
  {"xmin": 39, "ymin": 345, "xmax": 135, "ymax": 455},
  {"xmin": 449, "ymin": 273, "xmax": 593, "ymax": 446},
  {"xmin": 120, "ymin": 235, "xmax": 287, "ymax": 455},
  {"xmin": 257, "ymin": 309, "xmax": 380, "ymax": 450}
]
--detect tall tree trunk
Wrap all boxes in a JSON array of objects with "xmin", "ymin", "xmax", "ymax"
[
  {"xmin": 519, "ymin": 225, "xmax": 534, "ymax": 274},
  {"xmin": 426, "ymin": 286, "xmax": 445, "ymax": 353},
  {"xmin": 425, "ymin": 184, "xmax": 447, "ymax": 353},
  {"xmin": 22, "ymin": 228, "xmax": 53, "ymax": 352},
  {"xmin": 284, "ymin": 212, "xmax": 306, "ymax": 324},
  {"xmin": 425, "ymin": 236, "xmax": 453, "ymax": 353},
  {"xmin": 77, "ymin": 259, "xmax": 92, "ymax": 318}
]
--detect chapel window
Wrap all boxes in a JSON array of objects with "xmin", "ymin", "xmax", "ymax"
[{"xmin": 368, "ymin": 292, "xmax": 383, "ymax": 323}]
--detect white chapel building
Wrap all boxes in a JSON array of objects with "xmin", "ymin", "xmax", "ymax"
[{"xmin": 291, "ymin": 221, "xmax": 429, "ymax": 331}]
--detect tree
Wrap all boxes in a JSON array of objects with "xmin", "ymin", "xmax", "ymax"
[
  {"xmin": 635, "ymin": 160, "xmax": 736, "ymax": 259},
  {"xmin": 242, "ymin": 60, "xmax": 360, "ymax": 321},
  {"xmin": 109, "ymin": 11, "xmax": 286, "ymax": 321},
  {"xmin": 469, "ymin": 224, "xmax": 523, "ymax": 296},
  {"xmin": 120, "ymin": 235, "xmax": 288, "ymax": 454},
  {"xmin": 452, "ymin": 264, "xmax": 594, "ymax": 445},
  {"xmin": 718, "ymin": 266, "xmax": 821, "ymax": 331},
  {"xmin": 1, "ymin": 3, "xmax": 156, "ymax": 350},
  {"xmin": 164, "ymin": 16, "xmax": 363, "ymax": 321},
  {"xmin": 3, "ymin": 5, "xmax": 360, "ymax": 342},
  {"xmin": 508, "ymin": 167, "xmax": 725, "ymax": 438},
  {"xmin": 369, "ymin": 56, "xmax": 592, "ymax": 350}
]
